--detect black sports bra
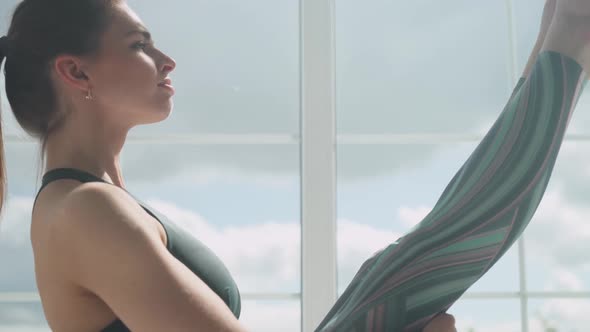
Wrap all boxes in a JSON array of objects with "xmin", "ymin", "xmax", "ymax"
[{"xmin": 34, "ymin": 168, "xmax": 241, "ymax": 331}]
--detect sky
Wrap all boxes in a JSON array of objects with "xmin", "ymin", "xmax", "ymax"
[{"xmin": 1, "ymin": 0, "xmax": 589, "ymax": 331}]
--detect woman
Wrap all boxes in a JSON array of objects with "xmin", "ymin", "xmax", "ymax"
[{"xmin": 0, "ymin": 0, "xmax": 584, "ymax": 331}]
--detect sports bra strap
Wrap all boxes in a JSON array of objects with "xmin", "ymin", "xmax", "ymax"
[{"xmin": 34, "ymin": 167, "xmax": 116, "ymax": 210}]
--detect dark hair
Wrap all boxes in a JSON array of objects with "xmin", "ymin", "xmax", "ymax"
[{"xmin": 0, "ymin": 0, "xmax": 120, "ymax": 218}]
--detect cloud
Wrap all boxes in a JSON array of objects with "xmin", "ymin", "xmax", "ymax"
[
  {"xmin": 0, "ymin": 327, "xmax": 49, "ymax": 332},
  {"xmin": 2, "ymin": 190, "xmax": 589, "ymax": 330},
  {"xmin": 530, "ymin": 298, "xmax": 590, "ymax": 331},
  {"xmin": 0, "ymin": 305, "xmax": 43, "ymax": 325},
  {"xmin": 456, "ymin": 319, "xmax": 521, "ymax": 332},
  {"xmin": 398, "ymin": 205, "xmax": 431, "ymax": 228},
  {"xmin": 543, "ymin": 269, "xmax": 585, "ymax": 292},
  {"xmin": 146, "ymin": 198, "xmax": 301, "ymax": 292},
  {"xmin": 336, "ymin": 218, "xmax": 400, "ymax": 291},
  {"xmin": 568, "ymin": 89, "xmax": 590, "ymax": 135},
  {"xmin": 0, "ymin": 196, "xmax": 33, "ymax": 248},
  {"xmin": 146, "ymin": 199, "xmax": 403, "ymax": 294},
  {"xmin": 526, "ymin": 186, "xmax": 590, "ymax": 269},
  {"xmin": 239, "ymin": 300, "xmax": 300, "ymax": 332},
  {"xmin": 177, "ymin": 167, "xmax": 297, "ymax": 189},
  {"xmin": 0, "ymin": 196, "xmax": 37, "ymax": 291},
  {"xmin": 0, "ymin": 192, "xmax": 403, "ymax": 294}
]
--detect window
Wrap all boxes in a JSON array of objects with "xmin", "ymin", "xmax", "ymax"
[{"xmin": 1, "ymin": 1, "xmax": 588, "ymax": 331}]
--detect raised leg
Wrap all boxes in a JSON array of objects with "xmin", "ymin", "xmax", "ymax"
[{"xmin": 314, "ymin": 1, "xmax": 588, "ymax": 331}]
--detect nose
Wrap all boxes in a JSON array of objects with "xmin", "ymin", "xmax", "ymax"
[{"xmin": 161, "ymin": 55, "xmax": 176, "ymax": 74}]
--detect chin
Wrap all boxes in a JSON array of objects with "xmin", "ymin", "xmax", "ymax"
[
  {"xmin": 157, "ymin": 97, "xmax": 174, "ymax": 114},
  {"xmin": 140, "ymin": 104, "xmax": 173, "ymax": 125},
  {"xmin": 153, "ymin": 106, "xmax": 173, "ymax": 122}
]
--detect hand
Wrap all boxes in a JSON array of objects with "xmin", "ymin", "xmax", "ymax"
[{"xmin": 423, "ymin": 313, "xmax": 456, "ymax": 332}]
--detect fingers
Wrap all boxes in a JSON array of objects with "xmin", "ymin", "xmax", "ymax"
[{"xmin": 423, "ymin": 313, "xmax": 456, "ymax": 332}]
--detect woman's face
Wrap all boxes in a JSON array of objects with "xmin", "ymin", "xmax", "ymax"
[{"xmin": 76, "ymin": 1, "xmax": 177, "ymax": 127}]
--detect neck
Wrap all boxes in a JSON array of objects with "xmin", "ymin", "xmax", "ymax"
[{"xmin": 43, "ymin": 113, "xmax": 130, "ymax": 189}]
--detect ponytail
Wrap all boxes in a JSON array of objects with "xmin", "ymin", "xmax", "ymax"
[{"xmin": 0, "ymin": 36, "xmax": 8, "ymax": 219}]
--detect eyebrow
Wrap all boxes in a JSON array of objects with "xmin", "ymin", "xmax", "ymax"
[{"xmin": 125, "ymin": 29, "xmax": 152, "ymax": 41}]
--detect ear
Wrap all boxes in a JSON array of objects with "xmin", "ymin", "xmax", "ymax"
[{"xmin": 53, "ymin": 55, "xmax": 92, "ymax": 92}]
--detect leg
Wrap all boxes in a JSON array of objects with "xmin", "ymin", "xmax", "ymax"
[
  {"xmin": 522, "ymin": 0, "xmax": 557, "ymax": 79},
  {"xmin": 315, "ymin": 1, "xmax": 588, "ymax": 331},
  {"xmin": 543, "ymin": 0, "xmax": 590, "ymax": 75}
]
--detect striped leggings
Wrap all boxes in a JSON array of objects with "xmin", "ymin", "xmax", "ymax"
[{"xmin": 314, "ymin": 51, "xmax": 588, "ymax": 332}]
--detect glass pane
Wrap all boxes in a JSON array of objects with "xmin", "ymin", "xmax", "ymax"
[
  {"xmin": 451, "ymin": 299, "xmax": 521, "ymax": 332},
  {"xmin": 1, "ymin": 0, "xmax": 300, "ymax": 136},
  {"xmin": 0, "ymin": 302, "xmax": 49, "ymax": 332},
  {"xmin": 514, "ymin": 0, "xmax": 590, "ymax": 135},
  {"xmin": 525, "ymin": 142, "xmax": 590, "ymax": 292},
  {"xmin": 0, "ymin": 1, "xmax": 21, "ymax": 34},
  {"xmin": 335, "ymin": 0, "xmax": 512, "ymax": 134},
  {"xmin": 240, "ymin": 299, "xmax": 300, "ymax": 332},
  {"xmin": 468, "ymin": 244, "xmax": 519, "ymax": 294},
  {"xmin": 336, "ymin": 143, "xmax": 519, "ymax": 295},
  {"xmin": 529, "ymin": 298, "xmax": 590, "ymax": 331}
]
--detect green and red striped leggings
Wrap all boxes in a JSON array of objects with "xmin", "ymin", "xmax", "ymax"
[{"xmin": 314, "ymin": 51, "xmax": 588, "ymax": 332}]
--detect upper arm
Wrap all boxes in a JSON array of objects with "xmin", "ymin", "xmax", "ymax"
[{"xmin": 57, "ymin": 183, "xmax": 246, "ymax": 332}]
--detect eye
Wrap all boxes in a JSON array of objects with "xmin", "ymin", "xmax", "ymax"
[{"xmin": 133, "ymin": 41, "xmax": 151, "ymax": 50}]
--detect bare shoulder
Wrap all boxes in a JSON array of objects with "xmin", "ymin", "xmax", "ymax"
[
  {"xmin": 60, "ymin": 182, "xmax": 160, "ymax": 238},
  {"xmin": 63, "ymin": 182, "xmax": 147, "ymax": 224},
  {"xmin": 50, "ymin": 182, "xmax": 158, "ymax": 252},
  {"xmin": 51, "ymin": 182, "xmax": 246, "ymax": 331},
  {"xmin": 54, "ymin": 182, "xmax": 164, "ymax": 277}
]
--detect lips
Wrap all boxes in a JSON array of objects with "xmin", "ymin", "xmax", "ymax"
[{"xmin": 158, "ymin": 78, "xmax": 172, "ymax": 86}]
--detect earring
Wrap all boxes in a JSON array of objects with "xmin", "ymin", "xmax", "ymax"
[{"xmin": 85, "ymin": 89, "xmax": 93, "ymax": 100}]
